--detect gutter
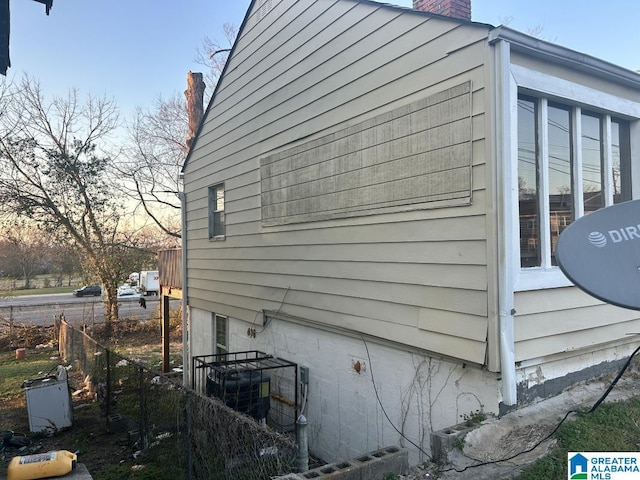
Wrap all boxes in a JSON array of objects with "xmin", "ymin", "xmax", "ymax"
[
  {"xmin": 488, "ymin": 26, "xmax": 640, "ymax": 90},
  {"xmin": 179, "ymin": 189, "xmax": 189, "ymax": 386}
]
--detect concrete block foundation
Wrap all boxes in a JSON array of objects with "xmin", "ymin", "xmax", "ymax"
[
  {"xmin": 430, "ymin": 422, "xmax": 475, "ymax": 465},
  {"xmin": 275, "ymin": 446, "xmax": 408, "ymax": 480}
]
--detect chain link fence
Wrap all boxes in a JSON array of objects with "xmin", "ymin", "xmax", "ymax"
[
  {"xmin": 0, "ymin": 300, "xmax": 99, "ymax": 334},
  {"xmin": 0, "ymin": 298, "xmax": 161, "ymax": 334},
  {"xmin": 58, "ymin": 320, "xmax": 298, "ymax": 479}
]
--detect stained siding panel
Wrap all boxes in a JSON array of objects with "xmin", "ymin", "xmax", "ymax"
[
  {"xmin": 184, "ymin": 0, "xmax": 492, "ymax": 363},
  {"xmin": 260, "ymin": 83, "xmax": 474, "ymax": 225}
]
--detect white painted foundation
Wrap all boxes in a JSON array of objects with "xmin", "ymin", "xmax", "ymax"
[
  {"xmin": 189, "ymin": 307, "xmax": 500, "ymax": 465},
  {"xmin": 189, "ymin": 307, "xmax": 640, "ymax": 465}
]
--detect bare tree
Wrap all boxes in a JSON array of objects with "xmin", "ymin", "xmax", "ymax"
[
  {"xmin": 195, "ymin": 23, "xmax": 237, "ymax": 102},
  {"xmin": 122, "ymin": 94, "xmax": 187, "ymax": 238},
  {"xmin": 119, "ymin": 24, "xmax": 238, "ymax": 238},
  {"xmin": 47, "ymin": 241, "xmax": 82, "ymax": 287},
  {"xmin": 0, "ymin": 75, "xmax": 127, "ymax": 329},
  {"xmin": 0, "ymin": 221, "xmax": 46, "ymax": 289}
]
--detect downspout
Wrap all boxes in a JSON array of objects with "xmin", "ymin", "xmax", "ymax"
[
  {"xmin": 179, "ymin": 188, "xmax": 189, "ymax": 386},
  {"xmin": 493, "ymin": 37, "xmax": 517, "ymax": 406}
]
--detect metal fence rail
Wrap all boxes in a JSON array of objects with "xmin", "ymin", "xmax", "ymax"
[
  {"xmin": 0, "ymin": 300, "xmax": 102, "ymax": 332},
  {"xmin": 0, "ymin": 298, "xmax": 175, "ymax": 339},
  {"xmin": 58, "ymin": 321, "xmax": 298, "ymax": 479}
]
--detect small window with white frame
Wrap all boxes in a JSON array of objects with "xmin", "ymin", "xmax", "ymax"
[
  {"xmin": 208, "ymin": 183, "xmax": 225, "ymax": 239},
  {"xmin": 212, "ymin": 313, "xmax": 228, "ymax": 355},
  {"xmin": 517, "ymin": 94, "xmax": 632, "ymax": 270}
]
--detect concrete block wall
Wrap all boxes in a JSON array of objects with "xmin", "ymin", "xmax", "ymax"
[
  {"xmin": 189, "ymin": 307, "xmax": 500, "ymax": 466},
  {"xmin": 275, "ymin": 446, "xmax": 408, "ymax": 480},
  {"xmin": 430, "ymin": 422, "xmax": 476, "ymax": 464}
]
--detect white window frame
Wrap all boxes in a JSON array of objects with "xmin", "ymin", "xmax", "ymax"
[
  {"xmin": 508, "ymin": 64, "xmax": 640, "ymax": 291},
  {"xmin": 208, "ymin": 183, "xmax": 225, "ymax": 240},
  {"xmin": 212, "ymin": 313, "xmax": 228, "ymax": 354}
]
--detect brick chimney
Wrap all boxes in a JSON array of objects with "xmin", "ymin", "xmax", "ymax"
[{"xmin": 413, "ymin": 0, "xmax": 471, "ymax": 21}]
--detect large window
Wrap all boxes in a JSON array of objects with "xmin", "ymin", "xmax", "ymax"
[
  {"xmin": 518, "ymin": 94, "xmax": 631, "ymax": 269},
  {"xmin": 208, "ymin": 184, "xmax": 225, "ymax": 239}
]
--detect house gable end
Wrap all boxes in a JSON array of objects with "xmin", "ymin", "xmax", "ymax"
[{"xmin": 182, "ymin": 0, "xmax": 493, "ymax": 174}]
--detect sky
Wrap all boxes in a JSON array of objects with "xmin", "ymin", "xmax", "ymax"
[{"xmin": 6, "ymin": 0, "xmax": 640, "ymax": 121}]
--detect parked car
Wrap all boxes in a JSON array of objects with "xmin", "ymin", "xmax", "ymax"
[
  {"xmin": 117, "ymin": 286, "xmax": 141, "ymax": 299},
  {"xmin": 73, "ymin": 285, "xmax": 102, "ymax": 297}
]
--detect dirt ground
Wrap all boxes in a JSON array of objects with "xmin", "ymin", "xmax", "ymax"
[{"xmin": 0, "ymin": 324, "xmax": 182, "ymax": 479}]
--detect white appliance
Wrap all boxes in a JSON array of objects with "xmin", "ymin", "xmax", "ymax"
[{"xmin": 23, "ymin": 366, "xmax": 73, "ymax": 433}]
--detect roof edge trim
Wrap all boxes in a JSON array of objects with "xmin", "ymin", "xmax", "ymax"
[{"xmin": 488, "ymin": 26, "xmax": 640, "ymax": 89}]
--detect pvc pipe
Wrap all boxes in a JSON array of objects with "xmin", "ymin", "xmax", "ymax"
[{"xmin": 296, "ymin": 415, "xmax": 308, "ymax": 472}]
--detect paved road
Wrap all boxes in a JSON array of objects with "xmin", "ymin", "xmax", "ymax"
[{"xmin": 0, "ymin": 293, "xmax": 164, "ymax": 328}]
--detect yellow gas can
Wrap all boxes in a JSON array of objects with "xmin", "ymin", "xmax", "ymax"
[{"xmin": 7, "ymin": 450, "xmax": 77, "ymax": 480}]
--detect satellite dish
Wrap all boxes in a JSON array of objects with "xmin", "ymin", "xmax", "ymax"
[{"xmin": 555, "ymin": 199, "xmax": 640, "ymax": 311}]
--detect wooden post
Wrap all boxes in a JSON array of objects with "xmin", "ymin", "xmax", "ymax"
[
  {"xmin": 185, "ymin": 71, "xmax": 206, "ymax": 149},
  {"xmin": 9, "ymin": 305, "xmax": 13, "ymax": 348},
  {"xmin": 161, "ymin": 294, "xmax": 171, "ymax": 373}
]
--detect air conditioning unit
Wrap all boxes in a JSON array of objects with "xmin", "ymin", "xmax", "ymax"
[{"xmin": 206, "ymin": 369, "xmax": 271, "ymax": 421}]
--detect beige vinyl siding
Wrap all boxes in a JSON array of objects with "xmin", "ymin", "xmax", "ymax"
[
  {"xmin": 183, "ymin": 241, "xmax": 486, "ymax": 264},
  {"xmin": 514, "ymin": 288, "xmax": 640, "ymax": 363},
  {"xmin": 185, "ymin": 0, "xmax": 492, "ymax": 364}
]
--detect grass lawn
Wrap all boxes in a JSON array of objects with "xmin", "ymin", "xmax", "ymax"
[
  {"xmin": 0, "ymin": 274, "xmax": 81, "ymax": 296},
  {"xmin": 0, "ymin": 349, "xmax": 62, "ymax": 397},
  {"xmin": 516, "ymin": 397, "xmax": 640, "ymax": 479},
  {"xmin": 0, "ymin": 324, "xmax": 183, "ymax": 480},
  {"xmin": 3, "ymin": 286, "xmax": 77, "ymax": 296}
]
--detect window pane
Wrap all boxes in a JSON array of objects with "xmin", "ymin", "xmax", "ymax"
[
  {"xmin": 518, "ymin": 97, "xmax": 540, "ymax": 267},
  {"xmin": 548, "ymin": 104, "xmax": 572, "ymax": 266},
  {"xmin": 213, "ymin": 212, "xmax": 224, "ymax": 235},
  {"xmin": 612, "ymin": 120, "xmax": 632, "ymax": 204},
  {"xmin": 208, "ymin": 188, "xmax": 214, "ymax": 238},
  {"xmin": 215, "ymin": 187, "xmax": 225, "ymax": 211},
  {"xmin": 581, "ymin": 113, "xmax": 603, "ymax": 213},
  {"xmin": 215, "ymin": 315, "xmax": 228, "ymax": 354},
  {"xmin": 208, "ymin": 184, "xmax": 225, "ymax": 238}
]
